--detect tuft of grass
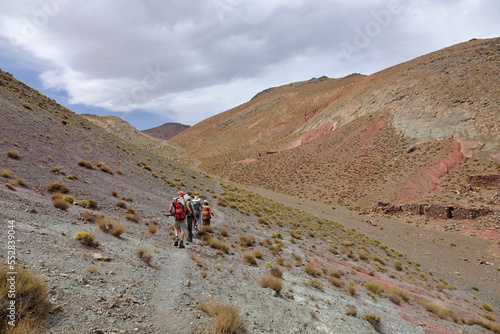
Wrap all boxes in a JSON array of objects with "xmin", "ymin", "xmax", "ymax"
[
  {"xmin": 77, "ymin": 160, "xmax": 94, "ymax": 169},
  {"xmin": 347, "ymin": 281, "xmax": 357, "ymax": 296},
  {"xmin": 253, "ymin": 249, "xmax": 263, "ymax": 259},
  {"xmin": 346, "ymin": 305, "xmax": 358, "ymax": 317},
  {"xmin": 0, "ymin": 266, "xmax": 49, "ymax": 332},
  {"xmin": 259, "ymin": 275, "xmax": 283, "ymax": 293},
  {"xmin": 7, "ymin": 150, "xmax": 19, "ymax": 159},
  {"xmin": 220, "ymin": 227, "xmax": 229, "ymax": 237},
  {"xmin": 305, "ymin": 263, "xmax": 319, "ymax": 276},
  {"xmin": 482, "ymin": 303, "xmax": 493, "ymax": 312},
  {"xmin": 270, "ymin": 266, "xmax": 283, "ymax": 279},
  {"xmin": 8, "ymin": 177, "xmax": 26, "ymax": 188},
  {"xmin": 96, "ymin": 161, "xmax": 113, "ymax": 174},
  {"xmin": 148, "ymin": 225, "xmax": 158, "ymax": 234},
  {"xmin": 365, "ymin": 281, "xmax": 383, "ymax": 296},
  {"xmin": 238, "ymin": 235, "xmax": 255, "ymax": 248},
  {"xmin": 52, "ymin": 194, "xmax": 70, "ymax": 210},
  {"xmin": 243, "ymin": 252, "xmax": 257, "ymax": 265},
  {"xmin": 363, "ymin": 313, "xmax": 381, "ymax": 331},
  {"xmin": 387, "ymin": 287, "xmax": 411, "ymax": 303},
  {"xmin": 421, "ymin": 300, "xmax": 458, "ymax": 322},
  {"xmin": 328, "ymin": 275, "xmax": 342, "ymax": 287},
  {"xmin": 81, "ymin": 211, "xmax": 94, "ymax": 221},
  {"xmin": 1, "ymin": 169, "xmax": 12, "ymax": 178},
  {"xmin": 394, "ymin": 259, "xmax": 403, "ymax": 271},
  {"xmin": 207, "ymin": 237, "xmax": 230, "ymax": 253},
  {"xmin": 73, "ymin": 231, "xmax": 99, "ymax": 247},
  {"xmin": 306, "ymin": 278, "xmax": 324, "ymax": 292},
  {"xmin": 136, "ymin": 247, "xmax": 153, "ymax": 266},
  {"xmin": 45, "ymin": 182, "xmax": 69, "ymax": 193},
  {"xmin": 116, "ymin": 200, "xmax": 126, "ymax": 208},
  {"xmin": 197, "ymin": 299, "xmax": 245, "ymax": 334}
]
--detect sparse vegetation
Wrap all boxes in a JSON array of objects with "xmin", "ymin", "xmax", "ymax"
[
  {"xmin": 197, "ymin": 299, "xmax": 245, "ymax": 334},
  {"xmin": 0, "ymin": 266, "xmax": 49, "ymax": 332},
  {"xmin": 7, "ymin": 150, "xmax": 19, "ymax": 159},
  {"xmin": 45, "ymin": 182, "xmax": 69, "ymax": 193},
  {"xmin": 73, "ymin": 231, "xmax": 99, "ymax": 247},
  {"xmin": 363, "ymin": 313, "xmax": 381, "ymax": 331},
  {"xmin": 136, "ymin": 247, "xmax": 153, "ymax": 266},
  {"xmin": 259, "ymin": 275, "xmax": 283, "ymax": 293}
]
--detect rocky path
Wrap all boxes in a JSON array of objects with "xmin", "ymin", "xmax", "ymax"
[{"xmin": 149, "ymin": 207, "xmax": 226, "ymax": 333}]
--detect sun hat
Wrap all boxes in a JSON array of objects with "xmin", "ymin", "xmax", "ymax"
[{"xmin": 193, "ymin": 196, "xmax": 201, "ymax": 202}]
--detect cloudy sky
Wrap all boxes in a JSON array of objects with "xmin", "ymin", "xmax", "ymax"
[{"xmin": 0, "ymin": 0, "xmax": 498, "ymax": 130}]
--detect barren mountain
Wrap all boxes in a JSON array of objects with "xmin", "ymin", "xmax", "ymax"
[
  {"xmin": 172, "ymin": 38, "xmax": 500, "ymax": 218},
  {"xmin": 80, "ymin": 114, "xmax": 186, "ymax": 160},
  {"xmin": 1, "ymin": 36, "xmax": 500, "ymax": 334},
  {"xmin": 142, "ymin": 122, "xmax": 190, "ymax": 140}
]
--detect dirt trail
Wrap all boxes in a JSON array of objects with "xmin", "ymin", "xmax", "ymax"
[
  {"xmin": 240, "ymin": 184, "xmax": 500, "ymax": 305},
  {"xmin": 149, "ymin": 207, "xmax": 226, "ymax": 333}
]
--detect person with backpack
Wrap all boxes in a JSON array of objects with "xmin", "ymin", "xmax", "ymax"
[
  {"xmin": 192, "ymin": 196, "xmax": 202, "ymax": 230},
  {"xmin": 201, "ymin": 200, "xmax": 214, "ymax": 226},
  {"xmin": 169, "ymin": 191, "xmax": 193, "ymax": 249},
  {"xmin": 183, "ymin": 194, "xmax": 197, "ymax": 244}
]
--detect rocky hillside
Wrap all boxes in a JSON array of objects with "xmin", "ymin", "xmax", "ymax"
[
  {"xmin": 80, "ymin": 114, "xmax": 186, "ymax": 161},
  {"xmin": 171, "ymin": 38, "xmax": 500, "ymax": 215},
  {"xmin": 2, "ymin": 67, "xmax": 500, "ymax": 334},
  {"xmin": 142, "ymin": 122, "xmax": 190, "ymax": 140}
]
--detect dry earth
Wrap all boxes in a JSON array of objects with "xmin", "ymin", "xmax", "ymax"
[{"xmin": 1, "ymin": 39, "xmax": 500, "ymax": 334}]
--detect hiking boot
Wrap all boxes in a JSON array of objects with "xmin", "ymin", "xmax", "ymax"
[
  {"xmin": 174, "ymin": 238, "xmax": 179, "ymax": 247},
  {"xmin": 179, "ymin": 241, "xmax": 185, "ymax": 249}
]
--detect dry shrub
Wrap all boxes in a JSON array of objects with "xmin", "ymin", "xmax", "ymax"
[
  {"xmin": 292, "ymin": 252, "xmax": 302, "ymax": 263},
  {"xmin": 421, "ymin": 301, "xmax": 458, "ymax": 322},
  {"xmin": 148, "ymin": 225, "xmax": 158, "ymax": 234},
  {"xmin": 253, "ymin": 249, "xmax": 263, "ymax": 259},
  {"xmin": 365, "ymin": 281, "xmax": 383, "ymax": 295},
  {"xmin": 346, "ymin": 305, "xmax": 357, "ymax": 317},
  {"xmin": 276, "ymin": 256, "xmax": 284, "ymax": 266},
  {"xmin": 136, "ymin": 247, "xmax": 153, "ymax": 266},
  {"xmin": 125, "ymin": 213, "xmax": 140, "ymax": 222},
  {"xmin": 116, "ymin": 201, "xmax": 126, "ymax": 208},
  {"xmin": 220, "ymin": 227, "xmax": 229, "ymax": 237},
  {"xmin": 8, "ymin": 178, "xmax": 25, "ymax": 188},
  {"xmin": 466, "ymin": 318, "xmax": 500, "ymax": 333},
  {"xmin": 81, "ymin": 211, "xmax": 95, "ymax": 222},
  {"xmin": 77, "ymin": 160, "xmax": 94, "ymax": 169},
  {"xmin": 111, "ymin": 190, "xmax": 118, "ymax": 197},
  {"xmin": 328, "ymin": 275, "xmax": 342, "ymax": 287},
  {"xmin": 1, "ymin": 169, "xmax": 12, "ymax": 178},
  {"xmin": 363, "ymin": 313, "xmax": 381, "ymax": 331},
  {"xmin": 347, "ymin": 281, "xmax": 357, "ymax": 296},
  {"xmin": 110, "ymin": 223, "xmax": 126, "ymax": 237},
  {"xmin": 238, "ymin": 235, "xmax": 255, "ymax": 248},
  {"xmin": 96, "ymin": 161, "xmax": 113, "ymax": 174},
  {"xmin": 7, "ymin": 150, "xmax": 19, "ymax": 159},
  {"xmin": 197, "ymin": 299, "xmax": 245, "ymax": 334},
  {"xmin": 305, "ymin": 263, "xmax": 319, "ymax": 276},
  {"xmin": 45, "ymin": 182, "xmax": 68, "ymax": 193},
  {"xmin": 270, "ymin": 266, "xmax": 283, "ymax": 279},
  {"xmin": 0, "ymin": 266, "xmax": 48, "ymax": 332},
  {"xmin": 198, "ymin": 225, "xmax": 214, "ymax": 235},
  {"xmin": 387, "ymin": 287, "xmax": 411, "ymax": 303},
  {"xmin": 394, "ymin": 259, "xmax": 403, "ymax": 271},
  {"xmin": 52, "ymin": 195, "xmax": 69, "ymax": 210},
  {"xmin": 207, "ymin": 237, "xmax": 230, "ymax": 253},
  {"xmin": 73, "ymin": 231, "xmax": 99, "ymax": 247},
  {"xmin": 259, "ymin": 275, "xmax": 283, "ymax": 293},
  {"xmin": 306, "ymin": 278, "xmax": 324, "ymax": 292},
  {"xmin": 243, "ymin": 252, "xmax": 256, "ymax": 265}
]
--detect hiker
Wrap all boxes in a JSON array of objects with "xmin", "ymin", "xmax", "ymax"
[
  {"xmin": 169, "ymin": 190, "xmax": 193, "ymax": 249},
  {"xmin": 183, "ymin": 194, "xmax": 197, "ymax": 244},
  {"xmin": 192, "ymin": 196, "xmax": 202, "ymax": 231},
  {"xmin": 201, "ymin": 199, "xmax": 214, "ymax": 226}
]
